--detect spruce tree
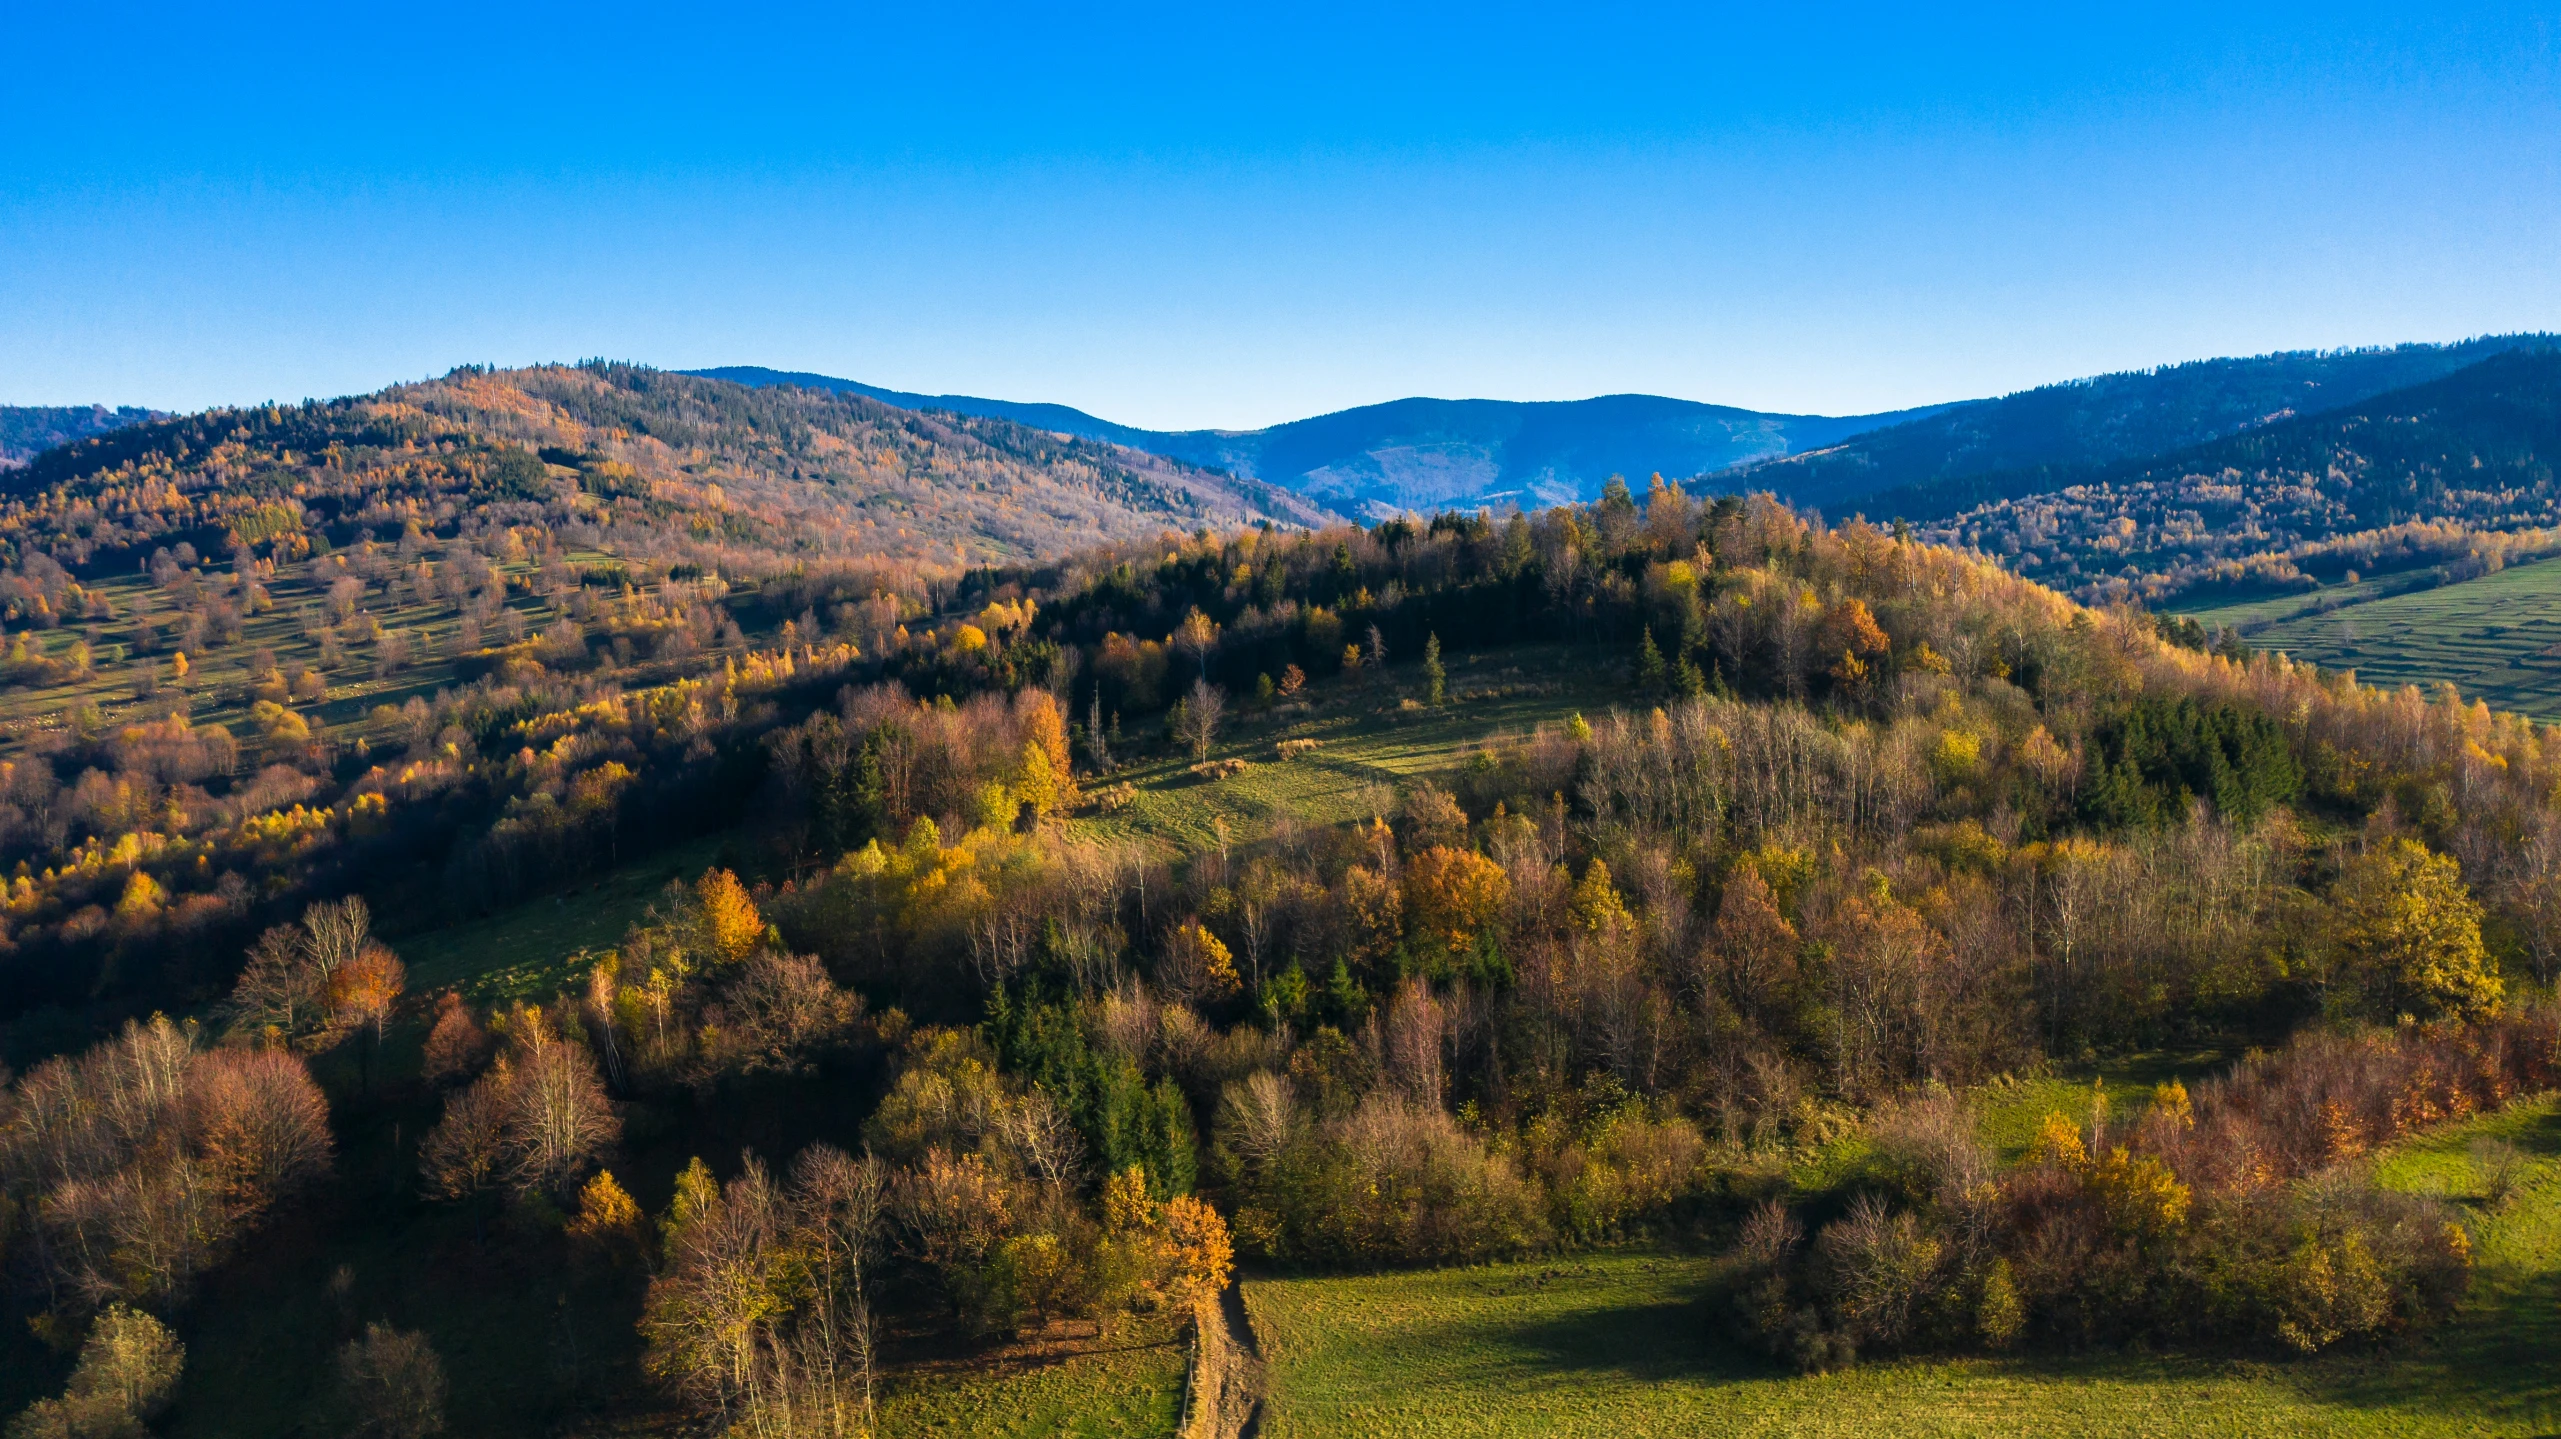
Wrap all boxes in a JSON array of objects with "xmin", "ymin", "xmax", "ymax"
[{"xmin": 1636, "ymin": 627, "xmax": 1667, "ymax": 693}]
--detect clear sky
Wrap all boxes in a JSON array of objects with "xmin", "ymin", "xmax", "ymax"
[{"xmin": 2, "ymin": 2, "xmax": 2556, "ymax": 429}]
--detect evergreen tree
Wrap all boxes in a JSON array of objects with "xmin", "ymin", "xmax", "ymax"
[{"xmin": 1636, "ymin": 627, "xmax": 1667, "ymax": 693}]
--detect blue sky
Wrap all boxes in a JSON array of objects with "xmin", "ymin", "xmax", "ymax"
[{"xmin": 2, "ymin": 2, "xmax": 2555, "ymax": 428}]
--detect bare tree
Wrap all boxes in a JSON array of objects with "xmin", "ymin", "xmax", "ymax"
[
  {"xmin": 338, "ymin": 1323, "xmax": 448, "ymax": 1439},
  {"xmin": 1177, "ymin": 677, "xmax": 1225, "ymax": 761},
  {"xmin": 418, "ymin": 1015, "xmax": 619, "ymax": 1207}
]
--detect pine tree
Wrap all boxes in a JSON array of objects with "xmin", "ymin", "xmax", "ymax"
[
  {"xmin": 1423, "ymin": 632, "xmax": 1446, "ymax": 705},
  {"xmin": 1636, "ymin": 628, "xmax": 1666, "ymax": 693}
]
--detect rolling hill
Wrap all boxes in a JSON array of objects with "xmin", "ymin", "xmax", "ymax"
[
  {"xmin": 1742, "ymin": 334, "xmax": 2557, "ymax": 512},
  {"xmin": 1908, "ymin": 345, "xmax": 2561, "ymax": 602},
  {"xmin": 0, "ymin": 403, "xmax": 163, "ymax": 467},
  {"xmin": 691, "ymin": 365, "xmax": 1953, "ymax": 517},
  {"xmin": 5, "ymin": 363, "xmax": 1331, "ymax": 573},
  {"xmin": 701, "ymin": 336, "xmax": 2558, "ymax": 522}
]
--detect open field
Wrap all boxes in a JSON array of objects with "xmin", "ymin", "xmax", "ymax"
[
  {"xmin": 876, "ymin": 1323, "xmax": 1185, "ymax": 1439},
  {"xmin": 1243, "ymin": 1094, "xmax": 2561, "ymax": 1439},
  {"xmin": 395, "ymin": 830, "xmax": 737, "ymax": 1003},
  {"xmin": 1072, "ymin": 643, "xmax": 1624, "ymax": 852},
  {"xmin": 2169, "ymin": 554, "xmax": 2561, "ymax": 720},
  {"xmin": 0, "ymin": 548, "xmax": 635, "ymax": 753}
]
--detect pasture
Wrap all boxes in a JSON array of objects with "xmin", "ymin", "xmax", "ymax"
[
  {"xmin": 1241, "ymin": 1094, "xmax": 2561, "ymax": 1439},
  {"xmin": 2170, "ymin": 554, "xmax": 2561, "ymax": 720}
]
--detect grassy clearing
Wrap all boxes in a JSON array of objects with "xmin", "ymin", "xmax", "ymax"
[
  {"xmin": 2169, "ymin": 554, "xmax": 2561, "ymax": 720},
  {"xmin": 877, "ymin": 1322, "xmax": 1185, "ymax": 1439},
  {"xmin": 1246, "ymin": 1095, "xmax": 2561, "ymax": 1439},
  {"xmin": 0, "ymin": 552, "xmax": 599, "ymax": 752},
  {"xmin": 395, "ymin": 831, "xmax": 737, "ymax": 1004},
  {"xmin": 1073, "ymin": 643, "xmax": 1622, "ymax": 852}
]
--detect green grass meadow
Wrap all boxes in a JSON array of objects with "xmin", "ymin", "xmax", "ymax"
[
  {"xmin": 876, "ymin": 1323, "xmax": 1186, "ymax": 1439},
  {"xmin": 2170, "ymin": 554, "xmax": 2561, "ymax": 720},
  {"xmin": 1073, "ymin": 644, "xmax": 1622, "ymax": 852},
  {"xmin": 1243, "ymin": 1095, "xmax": 2561, "ymax": 1439},
  {"xmin": 395, "ymin": 831, "xmax": 737, "ymax": 1004}
]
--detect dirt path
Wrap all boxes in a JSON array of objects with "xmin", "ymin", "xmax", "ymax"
[{"xmin": 1222, "ymin": 1278, "xmax": 1264, "ymax": 1439}]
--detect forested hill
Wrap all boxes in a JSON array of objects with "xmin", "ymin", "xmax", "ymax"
[
  {"xmin": 1742, "ymin": 334, "xmax": 2557, "ymax": 512},
  {"xmin": 687, "ymin": 365, "xmax": 1173, "ymax": 452},
  {"xmin": 694, "ymin": 365, "xmax": 1953, "ymax": 517},
  {"xmin": 4, "ymin": 363, "xmax": 1331, "ymax": 574},
  {"xmin": 0, "ymin": 403, "xmax": 163, "ymax": 467},
  {"xmin": 1909, "ymin": 345, "xmax": 2561, "ymax": 602}
]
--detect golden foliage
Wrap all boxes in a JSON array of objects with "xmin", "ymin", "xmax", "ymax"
[
  {"xmin": 1402, "ymin": 846, "xmax": 1511, "ymax": 959},
  {"xmin": 694, "ymin": 868, "xmax": 764, "ymax": 965}
]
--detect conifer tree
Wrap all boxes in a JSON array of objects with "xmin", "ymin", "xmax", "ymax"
[{"xmin": 1636, "ymin": 628, "xmax": 1667, "ymax": 693}]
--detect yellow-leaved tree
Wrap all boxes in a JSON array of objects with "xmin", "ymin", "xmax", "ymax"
[
  {"xmin": 694, "ymin": 868, "xmax": 764, "ymax": 965},
  {"xmin": 2323, "ymin": 838, "xmax": 2502, "ymax": 1021},
  {"xmin": 1402, "ymin": 846, "xmax": 1511, "ymax": 962}
]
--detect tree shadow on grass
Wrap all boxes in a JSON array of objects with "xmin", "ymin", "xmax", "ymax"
[
  {"xmin": 1315, "ymin": 1246, "xmax": 2561, "ymax": 1438},
  {"xmin": 1335, "ymin": 1269, "xmax": 1768, "ymax": 1390}
]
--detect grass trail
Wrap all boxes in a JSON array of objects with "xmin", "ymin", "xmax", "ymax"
[
  {"xmin": 877, "ymin": 1324, "xmax": 1185, "ymax": 1438},
  {"xmin": 395, "ymin": 831, "xmax": 736, "ymax": 1003}
]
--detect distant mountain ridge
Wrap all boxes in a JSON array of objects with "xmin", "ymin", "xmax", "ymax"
[
  {"xmin": 687, "ymin": 366, "xmax": 1954, "ymax": 517},
  {"xmin": 697, "ymin": 337, "xmax": 2560, "ymax": 522},
  {"xmin": 1909, "ymin": 344, "xmax": 2561, "ymax": 603},
  {"xmin": 1738, "ymin": 335, "xmax": 2561, "ymax": 512},
  {"xmin": 3, "ymin": 364, "xmax": 1331, "ymax": 572},
  {"xmin": 0, "ymin": 404, "xmax": 163, "ymax": 467}
]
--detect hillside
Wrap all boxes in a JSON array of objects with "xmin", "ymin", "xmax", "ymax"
[
  {"xmin": 1743, "ymin": 334, "xmax": 2554, "ymax": 512},
  {"xmin": 8, "ymin": 474, "xmax": 2561, "ymax": 1439},
  {"xmin": 0, "ymin": 361, "xmax": 1319, "ymax": 1046},
  {"xmin": 0, "ymin": 402, "xmax": 162, "ymax": 466},
  {"xmin": 1908, "ymin": 346, "xmax": 2561, "ymax": 603},
  {"xmin": 694, "ymin": 365, "xmax": 1952, "ymax": 517},
  {"xmin": 7, "ymin": 363, "xmax": 1330, "ymax": 574}
]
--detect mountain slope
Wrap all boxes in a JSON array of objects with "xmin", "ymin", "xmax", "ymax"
[
  {"xmin": 0, "ymin": 403, "xmax": 163, "ymax": 467},
  {"xmin": 690, "ymin": 366, "xmax": 1954, "ymax": 517},
  {"xmin": 686, "ymin": 366, "xmax": 1169, "ymax": 452},
  {"xmin": 1909, "ymin": 346, "xmax": 2561, "ymax": 601},
  {"xmin": 5, "ymin": 364, "xmax": 1331, "ymax": 572},
  {"xmin": 1743, "ymin": 335, "xmax": 2559, "ymax": 511}
]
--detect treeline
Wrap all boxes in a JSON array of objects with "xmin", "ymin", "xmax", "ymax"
[{"xmin": 1912, "ymin": 347, "xmax": 2561, "ymax": 604}]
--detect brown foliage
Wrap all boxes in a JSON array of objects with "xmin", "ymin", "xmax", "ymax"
[{"xmin": 0, "ymin": 1017, "xmax": 331, "ymax": 1313}]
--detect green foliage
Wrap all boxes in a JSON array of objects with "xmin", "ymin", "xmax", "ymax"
[
  {"xmin": 1635, "ymin": 628, "xmax": 1666, "ymax": 694},
  {"xmin": 482, "ymin": 446, "xmax": 553, "ymax": 501},
  {"xmin": 2083, "ymin": 695, "xmax": 2301, "ymax": 827},
  {"xmin": 983, "ymin": 983, "xmax": 1197, "ymax": 1197}
]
